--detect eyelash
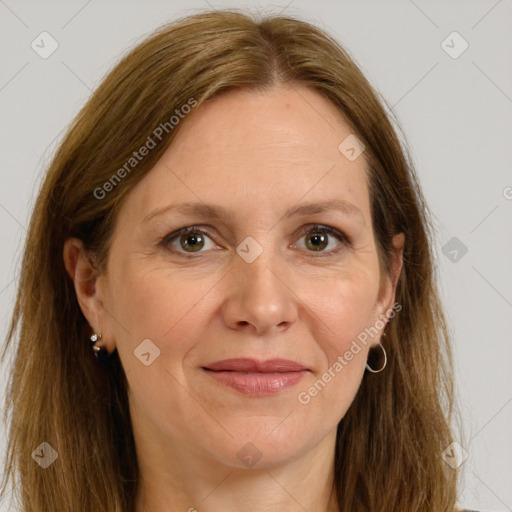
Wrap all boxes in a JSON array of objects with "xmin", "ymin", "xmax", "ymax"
[{"xmin": 160, "ymin": 224, "xmax": 351, "ymax": 258}]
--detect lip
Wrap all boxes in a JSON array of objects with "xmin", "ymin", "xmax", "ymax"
[
  {"xmin": 203, "ymin": 358, "xmax": 309, "ymax": 373},
  {"xmin": 202, "ymin": 358, "xmax": 310, "ymax": 396}
]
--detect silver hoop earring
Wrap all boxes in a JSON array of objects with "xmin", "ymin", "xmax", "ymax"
[
  {"xmin": 365, "ymin": 341, "xmax": 387, "ymax": 373},
  {"xmin": 89, "ymin": 333, "xmax": 110, "ymax": 363}
]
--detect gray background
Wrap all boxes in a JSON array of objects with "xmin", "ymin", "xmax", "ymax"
[{"xmin": 1, "ymin": 1, "xmax": 511, "ymax": 510}]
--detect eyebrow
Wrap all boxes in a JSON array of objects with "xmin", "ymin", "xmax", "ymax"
[{"xmin": 143, "ymin": 199, "xmax": 365, "ymax": 225}]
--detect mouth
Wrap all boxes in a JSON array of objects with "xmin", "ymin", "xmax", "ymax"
[{"xmin": 201, "ymin": 358, "xmax": 310, "ymax": 396}]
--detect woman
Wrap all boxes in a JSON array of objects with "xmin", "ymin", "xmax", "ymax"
[{"xmin": 1, "ymin": 9, "xmax": 472, "ymax": 512}]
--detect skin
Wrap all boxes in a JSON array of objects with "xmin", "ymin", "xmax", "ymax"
[{"xmin": 64, "ymin": 84, "xmax": 404, "ymax": 512}]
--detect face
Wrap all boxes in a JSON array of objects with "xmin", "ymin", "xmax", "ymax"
[{"xmin": 67, "ymin": 84, "xmax": 403, "ymax": 470}]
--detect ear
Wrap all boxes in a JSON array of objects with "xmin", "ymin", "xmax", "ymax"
[
  {"xmin": 63, "ymin": 237, "xmax": 116, "ymax": 353},
  {"xmin": 372, "ymin": 232, "xmax": 405, "ymax": 340}
]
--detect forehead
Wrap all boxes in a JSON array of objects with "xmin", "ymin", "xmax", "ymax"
[
  {"xmin": 170, "ymin": 84, "xmax": 363, "ymax": 172},
  {"xmin": 119, "ymin": 84, "xmax": 371, "ymax": 224}
]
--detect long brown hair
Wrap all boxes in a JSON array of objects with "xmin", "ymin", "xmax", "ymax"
[{"xmin": 1, "ymin": 9, "xmax": 463, "ymax": 511}]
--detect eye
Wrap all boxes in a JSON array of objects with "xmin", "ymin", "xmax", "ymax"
[
  {"xmin": 161, "ymin": 226, "xmax": 218, "ymax": 254},
  {"xmin": 160, "ymin": 224, "xmax": 351, "ymax": 257},
  {"xmin": 294, "ymin": 224, "xmax": 350, "ymax": 255}
]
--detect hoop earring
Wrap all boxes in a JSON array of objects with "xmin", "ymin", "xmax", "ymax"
[
  {"xmin": 89, "ymin": 333, "xmax": 111, "ymax": 364},
  {"xmin": 365, "ymin": 340, "xmax": 387, "ymax": 373}
]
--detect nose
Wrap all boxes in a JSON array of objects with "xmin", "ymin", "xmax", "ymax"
[{"xmin": 221, "ymin": 248, "xmax": 299, "ymax": 336}]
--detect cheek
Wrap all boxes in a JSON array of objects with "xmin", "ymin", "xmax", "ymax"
[
  {"xmin": 296, "ymin": 272, "xmax": 379, "ymax": 413},
  {"xmin": 108, "ymin": 244, "xmax": 380, "ymax": 397},
  {"xmin": 109, "ymin": 264, "xmax": 215, "ymax": 341},
  {"xmin": 108, "ymin": 266, "xmax": 219, "ymax": 430},
  {"xmin": 306, "ymin": 266, "xmax": 380, "ymax": 355},
  {"xmin": 109, "ymin": 250, "xmax": 380, "ymax": 372}
]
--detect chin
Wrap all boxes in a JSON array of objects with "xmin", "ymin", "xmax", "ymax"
[{"xmin": 212, "ymin": 421, "xmax": 318, "ymax": 470}]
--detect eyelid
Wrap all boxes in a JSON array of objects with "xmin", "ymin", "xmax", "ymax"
[
  {"xmin": 291, "ymin": 223, "xmax": 352, "ymax": 256},
  {"xmin": 160, "ymin": 225, "xmax": 219, "ymax": 253},
  {"xmin": 160, "ymin": 223, "xmax": 351, "ymax": 256},
  {"xmin": 296, "ymin": 224, "xmax": 351, "ymax": 245}
]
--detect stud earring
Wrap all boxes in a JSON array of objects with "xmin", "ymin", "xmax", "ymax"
[{"xmin": 89, "ymin": 333, "xmax": 111, "ymax": 364}]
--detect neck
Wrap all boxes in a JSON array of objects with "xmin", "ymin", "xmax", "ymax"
[{"xmin": 133, "ymin": 427, "xmax": 339, "ymax": 512}]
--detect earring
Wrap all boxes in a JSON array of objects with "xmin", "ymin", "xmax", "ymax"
[
  {"xmin": 89, "ymin": 333, "xmax": 110, "ymax": 363},
  {"xmin": 365, "ymin": 341, "xmax": 387, "ymax": 373}
]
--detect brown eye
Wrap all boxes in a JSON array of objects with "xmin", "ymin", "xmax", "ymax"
[
  {"xmin": 305, "ymin": 232, "xmax": 329, "ymax": 251},
  {"xmin": 162, "ymin": 226, "xmax": 217, "ymax": 255},
  {"xmin": 295, "ymin": 225, "xmax": 350, "ymax": 255},
  {"xmin": 179, "ymin": 232, "xmax": 205, "ymax": 252}
]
